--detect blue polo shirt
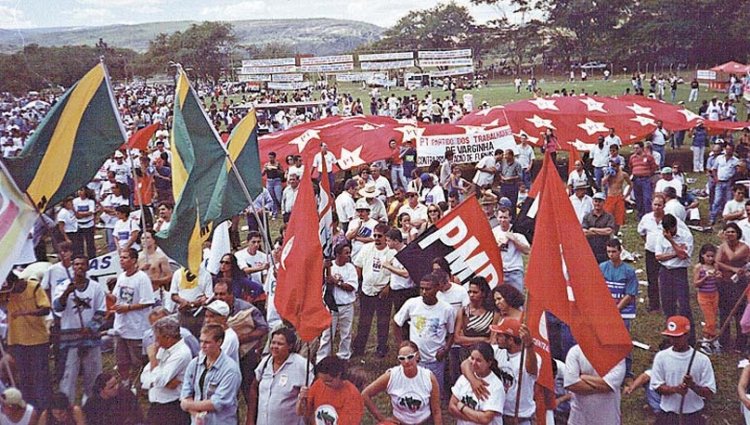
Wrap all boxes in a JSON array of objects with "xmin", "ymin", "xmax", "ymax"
[{"xmin": 600, "ymin": 260, "xmax": 638, "ymax": 319}]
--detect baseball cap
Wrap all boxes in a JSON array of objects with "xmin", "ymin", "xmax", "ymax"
[
  {"xmin": 206, "ymin": 300, "xmax": 230, "ymax": 317},
  {"xmin": 420, "ymin": 173, "xmax": 432, "ymax": 183},
  {"xmin": 593, "ymin": 192, "xmax": 606, "ymax": 201},
  {"xmin": 1, "ymin": 388, "xmax": 25, "ymax": 409},
  {"xmin": 355, "ymin": 198, "xmax": 371, "ymax": 210},
  {"xmin": 13, "ymin": 262, "xmax": 52, "ymax": 282},
  {"xmin": 661, "ymin": 166, "xmax": 673, "ymax": 174},
  {"xmin": 499, "ymin": 197, "xmax": 513, "ymax": 209},
  {"xmin": 661, "ymin": 315, "xmax": 690, "ymax": 337},
  {"xmin": 489, "ymin": 318, "xmax": 521, "ymax": 337},
  {"xmin": 610, "ymin": 157, "xmax": 621, "ymax": 166}
]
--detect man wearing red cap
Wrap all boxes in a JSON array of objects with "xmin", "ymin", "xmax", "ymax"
[{"xmin": 650, "ymin": 316, "xmax": 715, "ymax": 425}]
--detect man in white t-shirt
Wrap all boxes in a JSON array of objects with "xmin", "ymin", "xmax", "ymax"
[
  {"xmin": 420, "ymin": 173, "xmax": 445, "ymax": 206},
  {"xmin": 393, "ymin": 271, "xmax": 456, "ymax": 397},
  {"xmin": 312, "ymin": 143, "xmax": 337, "ymax": 189},
  {"xmin": 397, "ymin": 190, "xmax": 428, "ymax": 228},
  {"xmin": 569, "ymin": 182, "xmax": 594, "ymax": 224},
  {"xmin": 204, "ymin": 300, "xmax": 240, "ymax": 366},
  {"xmin": 109, "ymin": 248, "xmax": 155, "ymax": 383},
  {"xmin": 370, "ymin": 164, "xmax": 394, "ymax": 204},
  {"xmin": 722, "ymin": 183, "xmax": 747, "ymax": 223},
  {"xmin": 650, "ymin": 316, "xmax": 715, "ymax": 422},
  {"xmin": 473, "ymin": 150, "xmax": 501, "ymax": 189},
  {"xmin": 492, "ymin": 208, "xmax": 530, "ymax": 292},
  {"xmin": 234, "ymin": 231, "xmax": 269, "ymax": 284},
  {"xmin": 335, "ymin": 179, "xmax": 358, "ymax": 231},
  {"xmin": 654, "ymin": 167, "xmax": 683, "ymax": 196},
  {"xmin": 564, "ymin": 344, "xmax": 626, "ymax": 424},
  {"xmin": 317, "ymin": 243, "xmax": 359, "ymax": 361},
  {"xmin": 346, "ymin": 199, "xmax": 379, "ymax": 260},
  {"xmin": 169, "ymin": 266, "xmax": 214, "ymax": 336},
  {"xmin": 433, "ymin": 268, "xmax": 469, "ymax": 314},
  {"xmin": 352, "ymin": 224, "xmax": 395, "ymax": 358}
]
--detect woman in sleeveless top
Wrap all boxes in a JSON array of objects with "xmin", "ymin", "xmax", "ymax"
[
  {"xmin": 454, "ymin": 277, "xmax": 496, "ymax": 382},
  {"xmin": 38, "ymin": 392, "xmax": 85, "ymax": 425},
  {"xmin": 363, "ymin": 341, "xmax": 443, "ymax": 425},
  {"xmin": 716, "ymin": 223, "xmax": 750, "ymax": 353},
  {"xmin": 0, "ymin": 388, "xmax": 38, "ymax": 425}
]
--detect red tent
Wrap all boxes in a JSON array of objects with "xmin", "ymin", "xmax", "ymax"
[{"xmin": 710, "ymin": 61, "xmax": 750, "ymax": 74}]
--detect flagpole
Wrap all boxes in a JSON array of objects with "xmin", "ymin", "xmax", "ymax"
[{"xmin": 514, "ymin": 287, "xmax": 530, "ymax": 422}]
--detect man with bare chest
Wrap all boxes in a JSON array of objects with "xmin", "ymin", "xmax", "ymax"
[
  {"xmin": 604, "ymin": 157, "xmax": 632, "ymax": 231},
  {"xmin": 138, "ymin": 231, "xmax": 172, "ymax": 292}
]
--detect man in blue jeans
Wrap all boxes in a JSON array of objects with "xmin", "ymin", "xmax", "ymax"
[
  {"xmin": 601, "ymin": 239, "xmax": 638, "ymax": 378},
  {"xmin": 710, "ymin": 143, "xmax": 739, "ymax": 224}
]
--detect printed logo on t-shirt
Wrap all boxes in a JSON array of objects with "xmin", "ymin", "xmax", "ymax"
[
  {"xmin": 498, "ymin": 365, "xmax": 516, "ymax": 392},
  {"xmin": 460, "ymin": 394, "xmax": 478, "ymax": 410},
  {"xmin": 118, "ymin": 231, "xmax": 130, "ymax": 241},
  {"xmin": 314, "ymin": 405, "xmax": 339, "ymax": 425},
  {"xmin": 372, "ymin": 257, "xmax": 382, "ymax": 274},
  {"xmin": 119, "ymin": 286, "xmax": 135, "ymax": 304},
  {"xmin": 413, "ymin": 315, "xmax": 442, "ymax": 338},
  {"xmin": 398, "ymin": 393, "xmax": 423, "ymax": 412}
]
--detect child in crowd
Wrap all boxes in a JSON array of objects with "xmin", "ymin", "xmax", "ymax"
[{"xmin": 693, "ymin": 244, "xmax": 722, "ymax": 353}]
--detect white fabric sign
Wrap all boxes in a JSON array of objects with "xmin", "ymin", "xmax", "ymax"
[{"xmin": 416, "ymin": 125, "xmax": 515, "ymax": 167}]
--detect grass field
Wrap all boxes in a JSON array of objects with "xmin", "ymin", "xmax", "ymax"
[{"xmin": 88, "ymin": 77, "xmax": 745, "ymax": 424}]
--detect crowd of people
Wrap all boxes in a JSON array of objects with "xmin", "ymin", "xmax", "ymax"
[{"xmin": 3, "ymin": 73, "xmax": 750, "ymax": 425}]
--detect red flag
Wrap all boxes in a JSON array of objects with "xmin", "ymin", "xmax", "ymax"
[
  {"xmin": 275, "ymin": 163, "xmax": 332, "ymax": 341},
  {"xmin": 566, "ymin": 147, "xmax": 582, "ymax": 176},
  {"xmin": 526, "ymin": 152, "xmax": 631, "ymax": 377},
  {"xmin": 121, "ymin": 123, "xmax": 159, "ymax": 151},
  {"xmin": 527, "ymin": 294, "xmax": 554, "ymax": 390}
]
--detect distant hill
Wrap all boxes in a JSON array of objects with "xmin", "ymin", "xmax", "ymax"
[{"xmin": 0, "ymin": 18, "xmax": 383, "ymax": 55}]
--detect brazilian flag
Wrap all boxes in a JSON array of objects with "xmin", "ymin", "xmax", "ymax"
[
  {"xmin": 156, "ymin": 69, "xmax": 226, "ymax": 273},
  {"xmin": 207, "ymin": 111, "xmax": 263, "ymax": 224},
  {"xmin": 3, "ymin": 63, "xmax": 126, "ymax": 210}
]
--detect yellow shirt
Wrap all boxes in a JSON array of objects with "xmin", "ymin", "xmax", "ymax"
[{"xmin": 8, "ymin": 279, "xmax": 50, "ymax": 346}]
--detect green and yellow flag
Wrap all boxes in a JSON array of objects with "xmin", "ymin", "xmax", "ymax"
[
  {"xmin": 155, "ymin": 69, "xmax": 226, "ymax": 273},
  {"xmin": 3, "ymin": 63, "xmax": 126, "ymax": 210},
  {"xmin": 207, "ymin": 110, "xmax": 262, "ymax": 224}
]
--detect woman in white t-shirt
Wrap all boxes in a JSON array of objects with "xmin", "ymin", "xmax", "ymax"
[
  {"xmin": 449, "ymin": 342, "xmax": 505, "ymax": 425},
  {"xmin": 100, "ymin": 183, "xmax": 129, "ymax": 251},
  {"xmin": 397, "ymin": 213, "xmax": 420, "ymax": 244},
  {"xmin": 112, "ymin": 205, "xmax": 140, "ymax": 251},
  {"xmin": 57, "ymin": 197, "xmax": 78, "ymax": 248},
  {"xmin": 362, "ymin": 340, "xmax": 443, "ymax": 425}
]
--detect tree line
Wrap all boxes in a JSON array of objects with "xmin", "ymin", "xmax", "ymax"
[{"xmin": 1, "ymin": 0, "xmax": 749, "ymax": 93}]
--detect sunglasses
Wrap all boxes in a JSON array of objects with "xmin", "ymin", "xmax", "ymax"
[
  {"xmin": 373, "ymin": 234, "xmax": 384, "ymax": 238},
  {"xmin": 428, "ymin": 209, "xmax": 440, "ymax": 213},
  {"xmin": 219, "ymin": 260, "xmax": 231, "ymax": 264},
  {"xmin": 397, "ymin": 353, "xmax": 417, "ymax": 362}
]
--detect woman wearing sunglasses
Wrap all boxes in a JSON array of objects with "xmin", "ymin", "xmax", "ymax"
[
  {"xmin": 362, "ymin": 341, "xmax": 443, "ymax": 425},
  {"xmin": 448, "ymin": 342, "xmax": 505, "ymax": 424}
]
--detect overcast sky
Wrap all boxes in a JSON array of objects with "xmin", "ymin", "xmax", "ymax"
[{"xmin": 0, "ymin": 0, "xmax": 510, "ymax": 29}]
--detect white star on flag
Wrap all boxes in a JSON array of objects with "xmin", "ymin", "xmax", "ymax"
[
  {"xmin": 476, "ymin": 105, "xmax": 504, "ymax": 116},
  {"xmin": 529, "ymin": 97, "xmax": 559, "ymax": 111},
  {"xmin": 355, "ymin": 123, "xmax": 384, "ymax": 131},
  {"xmin": 570, "ymin": 139, "xmax": 594, "ymax": 152},
  {"xmin": 288, "ymin": 129, "xmax": 321, "ymax": 152},
  {"xmin": 526, "ymin": 114, "xmax": 556, "ymax": 129},
  {"xmin": 516, "ymin": 130, "xmax": 540, "ymax": 144},
  {"xmin": 631, "ymin": 115, "xmax": 657, "ymax": 126},
  {"xmin": 457, "ymin": 125, "xmax": 485, "ymax": 134},
  {"xmin": 626, "ymin": 103, "xmax": 654, "ymax": 116},
  {"xmin": 577, "ymin": 118, "xmax": 609, "ymax": 136},
  {"xmin": 579, "ymin": 97, "xmax": 607, "ymax": 113},
  {"xmin": 677, "ymin": 108, "xmax": 702, "ymax": 122},
  {"xmin": 337, "ymin": 146, "xmax": 365, "ymax": 170},
  {"xmin": 481, "ymin": 119, "xmax": 500, "ymax": 128},
  {"xmin": 560, "ymin": 246, "xmax": 576, "ymax": 302},
  {"xmin": 394, "ymin": 125, "xmax": 426, "ymax": 142}
]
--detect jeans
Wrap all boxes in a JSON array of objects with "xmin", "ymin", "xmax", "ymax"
[
  {"xmin": 266, "ymin": 178, "xmax": 282, "ymax": 215},
  {"xmin": 421, "ymin": 360, "xmax": 445, "ymax": 397},
  {"xmin": 317, "ymin": 303, "xmax": 354, "ymax": 360},
  {"xmin": 60, "ymin": 345, "xmax": 102, "ymax": 403},
  {"xmin": 503, "ymin": 269, "xmax": 525, "ymax": 293},
  {"xmin": 689, "ymin": 88, "xmax": 699, "ymax": 102},
  {"xmin": 646, "ymin": 385, "xmax": 662, "ymax": 414},
  {"xmin": 77, "ymin": 226, "xmax": 96, "ymax": 258},
  {"xmin": 645, "ymin": 251, "xmax": 661, "ymax": 311},
  {"xmin": 104, "ymin": 228, "xmax": 116, "ymax": 252},
  {"xmin": 652, "ymin": 144, "xmax": 666, "ymax": 168},
  {"xmin": 710, "ymin": 181, "xmax": 731, "ymax": 223},
  {"xmin": 718, "ymin": 279, "xmax": 747, "ymax": 350},
  {"xmin": 9, "ymin": 343, "xmax": 51, "ymax": 410},
  {"xmin": 353, "ymin": 294, "xmax": 390, "ymax": 355},
  {"xmin": 521, "ymin": 168, "xmax": 532, "ymax": 189},
  {"xmin": 691, "ymin": 146, "xmax": 705, "ymax": 172},
  {"xmin": 632, "ymin": 176, "xmax": 653, "ymax": 219},
  {"xmin": 499, "ymin": 182, "xmax": 519, "ymax": 218},
  {"xmin": 391, "ymin": 165, "xmax": 408, "ymax": 190},
  {"xmin": 594, "ymin": 167, "xmax": 605, "ymax": 190},
  {"xmin": 659, "ymin": 267, "xmax": 695, "ymax": 345}
]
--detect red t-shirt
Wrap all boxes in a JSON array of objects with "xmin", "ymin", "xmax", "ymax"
[{"xmin": 306, "ymin": 379, "xmax": 364, "ymax": 425}]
